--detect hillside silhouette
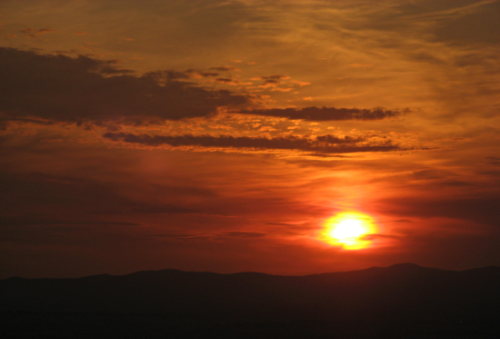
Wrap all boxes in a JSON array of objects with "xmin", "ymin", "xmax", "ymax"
[{"xmin": 2, "ymin": 263, "xmax": 500, "ymax": 338}]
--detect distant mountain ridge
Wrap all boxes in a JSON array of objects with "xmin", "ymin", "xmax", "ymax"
[
  {"xmin": 2, "ymin": 263, "xmax": 500, "ymax": 338},
  {"xmin": 5, "ymin": 262, "xmax": 498, "ymax": 280}
]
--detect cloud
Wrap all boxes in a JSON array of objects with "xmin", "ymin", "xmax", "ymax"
[
  {"xmin": 260, "ymin": 74, "xmax": 289, "ymax": 84},
  {"xmin": 0, "ymin": 47, "xmax": 248, "ymax": 124},
  {"xmin": 103, "ymin": 132, "xmax": 401, "ymax": 154},
  {"xmin": 0, "ymin": 47, "xmax": 409, "ymax": 127},
  {"xmin": 239, "ymin": 106, "xmax": 402, "ymax": 121}
]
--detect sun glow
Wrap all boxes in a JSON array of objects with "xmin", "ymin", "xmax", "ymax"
[{"xmin": 321, "ymin": 212, "xmax": 377, "ymax": 250}]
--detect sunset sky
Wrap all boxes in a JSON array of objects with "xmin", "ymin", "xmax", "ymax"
[{"xmin": 1, "ymin": 0, "xmax": 499, "ymax": 278}]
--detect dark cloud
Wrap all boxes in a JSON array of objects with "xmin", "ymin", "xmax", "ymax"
[
  {"xmin": 209, "ymin": 66, "xmax": 236, "ymax": 72},
  {"xmin": 0, "ymin": 48, "xmax": 404, "ymax": 125},
  {"xmin": 239, "ymin": 106, "xmax": 402, "ymax": 121},
  {"xmin": 103, "ymin": 132, "xmax": 400, "ymax": 154},
  {"xmin": 260, "ymin": 75, "xmax": 288, "ymax": 84},
  {"xmin": 216, "ymin": 78, "xmax": 234, "ymax": 83},
  {"xmin": 0, "ymin": 47, "xmax": 247, "ymax": 124},
  {"xmin": 185, "ymin": 69, "xmax": 220, "ymax": 78}
]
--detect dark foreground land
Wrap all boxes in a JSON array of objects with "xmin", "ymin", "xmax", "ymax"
[{"xmin": 1, "ymin": 263, "xmax": 500, "ymax": 338}]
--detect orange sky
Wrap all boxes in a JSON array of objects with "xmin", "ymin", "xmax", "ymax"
[{"xmin": 1, "ymin": 0, "xmax": 499, "ymax": 278}]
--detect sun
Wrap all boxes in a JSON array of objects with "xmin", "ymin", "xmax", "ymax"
[{"xmin": 321, "ymin": 212, "xmax": 377, "ymax": 250}]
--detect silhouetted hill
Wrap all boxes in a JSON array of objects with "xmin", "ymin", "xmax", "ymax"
[{"xmin": 2, "ymin": 264, "xmax": 500, "ymax": 338}]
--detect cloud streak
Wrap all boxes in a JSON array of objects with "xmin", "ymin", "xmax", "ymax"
[
  {"xmin": 103, "ymin": 132, "xmax": 401, "ymax": 154},
  {"xmin": 240, "ymin": 106, "xmax": 402, "ymax": 121}
]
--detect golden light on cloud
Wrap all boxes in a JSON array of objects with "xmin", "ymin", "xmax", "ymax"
[{"xmin": 321, "ymin": 212, "xmax": 377, "ymax": 250}]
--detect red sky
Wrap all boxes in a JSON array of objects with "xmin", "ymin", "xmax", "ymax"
[{"xmin": 1, "ymin": 0, "xmax": 499, "ymax": 278}]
